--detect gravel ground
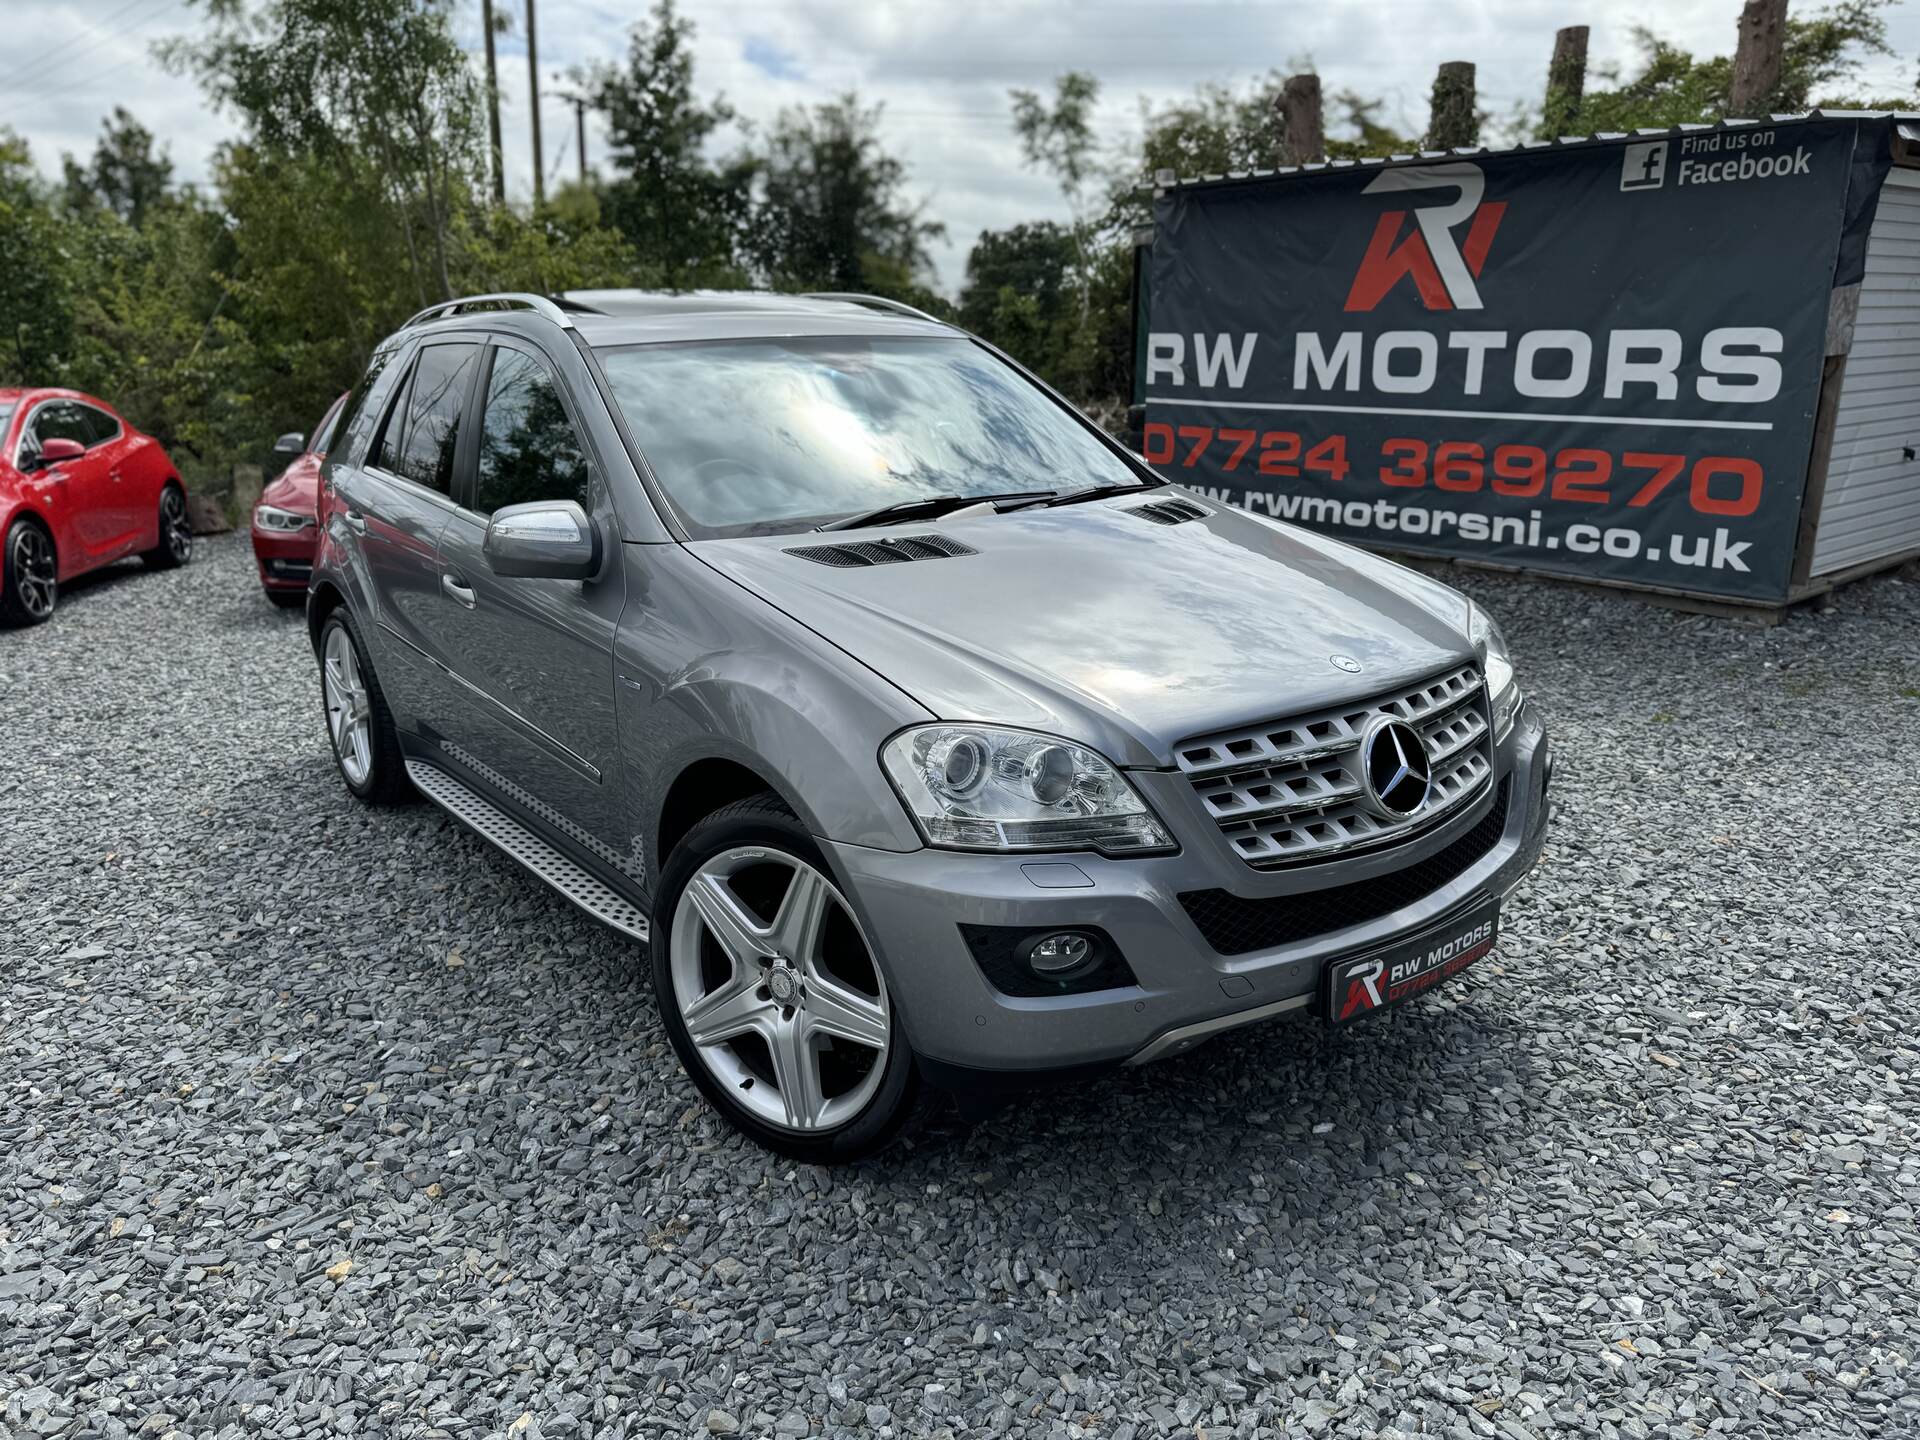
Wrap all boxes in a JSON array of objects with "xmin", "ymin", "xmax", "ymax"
[{"xmin": 3, "ymin": 533, "xmax": 1918, "ymax": 1440}]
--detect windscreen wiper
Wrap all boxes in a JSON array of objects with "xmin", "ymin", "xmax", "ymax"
[
  {"xmin": 1041, "ymin": 477, "xmax": 1168, "ymax": 508},
  {"xmin": 819, "ymin": 490, "xmax": 1058, "ymax": 532}
]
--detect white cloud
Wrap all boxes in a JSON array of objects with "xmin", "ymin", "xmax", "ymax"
[{"xmin": 6, "ymin": 0, "xmax": 1918, "ymax": 294}]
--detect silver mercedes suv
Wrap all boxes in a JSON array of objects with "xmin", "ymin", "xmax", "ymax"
[{"xmin": 307, "ymin": 290, "xmax": 1550, "ymax": 1161}]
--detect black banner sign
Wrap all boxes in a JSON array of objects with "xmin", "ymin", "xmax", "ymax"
[{"xmin": 1146, "ymin": 118, "xmax": 1890, "ymax": 602}]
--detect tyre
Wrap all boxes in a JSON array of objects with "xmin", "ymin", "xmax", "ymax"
[
  {"xmin": 651, "ymin": 793, "xmax": 929, "ymax": 1162},
  {"xmin": 141, "ymin": 485, "xmax": 193, "ymax": 570},
  {"xmin": 317, "ymin": 611, "xmax": 411, "ymax": 804},
  {"xmin": 1, "ymin": 518, "xmax": 58, "ymax": 626}
]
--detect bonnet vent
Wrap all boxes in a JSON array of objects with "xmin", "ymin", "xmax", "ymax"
[
  {"xmin": 1129, "ymin": 496, "xmax": 1210, "ymax": 525},
  {"xmin": 784, "ymin": 533, "xmax": 978, "ymax": 568}
]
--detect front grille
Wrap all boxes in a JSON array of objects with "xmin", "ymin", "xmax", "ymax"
[
  {"xmin": 1179, "ymin": 777, "xmax": 1510, "ymax": 955},
  {"xmin": 1176, "ymin": 662, "xmax": 1494, "ymax": 869}
]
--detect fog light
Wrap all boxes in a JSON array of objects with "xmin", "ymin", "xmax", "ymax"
[{"xmin": 1022, "ymin": 931, "xmax": 1097, "ymax": 978}]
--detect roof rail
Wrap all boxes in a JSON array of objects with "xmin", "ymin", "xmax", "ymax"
[
  {"xmin": 801, "ymin": 292, "xmax": 948, "ymax": 326},
  {"xmin": 403, "ymin": 292, "xmax": 579, "ymax": 330}
]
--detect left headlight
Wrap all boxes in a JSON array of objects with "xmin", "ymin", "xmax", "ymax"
[
  {"xmin": 1469, "ymin": 602, "xmax": 1522, "ymax": 740},
  {"xmin": 255, "ymin": 504, "xmax": 315, "ymax": 533},
  {"xmin": 881, "ymin": 724, "xmax": 1176, "ymax": 855}
]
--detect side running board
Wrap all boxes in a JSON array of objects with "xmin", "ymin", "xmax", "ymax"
[{"xmin": 405, "ymin": 759, "xmax": 650, "ymax": 943}]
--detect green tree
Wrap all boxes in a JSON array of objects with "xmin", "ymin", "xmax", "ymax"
[
  {"xmin": 1576, "ymin": 0, "xmax": 1904, "ymax": 134},
  {"xmin": 167, "ymin": 0, "xmax": 484, "ymax": 305},
  {"xmin": 750, "ymin": 94, "xmax": 944, "ymax": 299},
  {"xmin": 586, "ymin": 0, "xmax": 754, "ymax": 287},
  {"xmin": 958, "ymin": 221, "xmax": 1076, "ymax": 379},
  {"xmin": 0, "ymin": 131, "xmax": 77, "ymax": 380},
  {"xmin": 61, "ymin": 107, "xmax": 175, "ymax": 228}
]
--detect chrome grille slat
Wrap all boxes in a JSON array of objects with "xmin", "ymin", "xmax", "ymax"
[{"xmin": 1177, "ymin": 662, "xmax": 1496, "ymax": 870}]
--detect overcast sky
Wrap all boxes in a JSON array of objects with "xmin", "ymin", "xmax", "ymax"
[{"xmin": 5, "ymin": 0, "xmax": 1918, "ymax": 293}]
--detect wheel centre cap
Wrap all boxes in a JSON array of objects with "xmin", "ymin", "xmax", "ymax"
[{"xmin": 766, "ymin": 961, "xmax": 802, "ymax": 1004}]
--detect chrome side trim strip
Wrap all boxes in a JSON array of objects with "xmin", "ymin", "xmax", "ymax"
[
  {"xmin": 406, "ymin": 759, "xmax": 649, "ymax": 943},
  {"xmin": 1125, "ymin": 992, "xmax": 1314, "ymax": 1066}
]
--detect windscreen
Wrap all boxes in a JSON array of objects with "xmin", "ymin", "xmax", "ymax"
[{"xmin": 597, "ymin": 335, "xmax": 1143, "ymax": 537}]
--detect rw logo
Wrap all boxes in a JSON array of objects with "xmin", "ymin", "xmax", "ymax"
[{"xmin": 1343, "ymin": 163, "xmax": 1507, "ymax": 313}]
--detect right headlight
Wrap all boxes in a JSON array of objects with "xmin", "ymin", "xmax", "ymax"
[
  {"xmin": 255, "ymin": 504, "xmax": 315, "ymax": 532},
  {"xmin": 1469, "ymin": 602, "xmax": 1522, "ymax": 741},
  {"xmin": 881, "ymin": 724, "xmax": 1175, "ymax": 855}
]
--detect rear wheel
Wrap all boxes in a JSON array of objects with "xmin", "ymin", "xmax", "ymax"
[
  {"xmin": 651, "ymin": 793, "xmax": 928, "ymax": 1162},
  {"xmin": 141, "ymin": 485, "xmax": 192, "ymax": 570},
  {"xmin": 317, "ymin": 611, "xmax": 410, "ymax": 804},
  {"xmin": 1, "ymin": 519, "xmax": 58, "ymax": 626}
]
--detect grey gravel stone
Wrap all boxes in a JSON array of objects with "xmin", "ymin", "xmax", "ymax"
[{"xmin": 2, "ymin": 535, "xmax": 1917, "ymax": 1439}]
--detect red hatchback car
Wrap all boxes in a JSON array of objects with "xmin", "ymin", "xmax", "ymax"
[
  {"xmin": 0, "ymin": 387, "xmax": 192, "ymax": 626},
  {"xmin": 251, "ymin": 393, "xmax": 346, "ymax": 607}
]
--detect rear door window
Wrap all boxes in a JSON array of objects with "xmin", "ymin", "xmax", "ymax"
[
  {"xmin": 473, "ymin": 346, "xmax": 592, "ymax": 515},
  {"xmin": 388, "ymin": 343, "xmax": 480, "ymax": 495},
  {"xmin": 78, "ymin": 405, "xmax": 121, "ymax": 447}
]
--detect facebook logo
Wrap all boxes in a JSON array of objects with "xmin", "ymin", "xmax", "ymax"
[{"xmin": 1620, "ymin": 141, "xmax": 1668, "ymax": 192}]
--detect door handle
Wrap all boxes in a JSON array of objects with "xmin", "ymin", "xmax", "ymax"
[
  {"xmin": 441, "ymin": 574, "xmax": 476, "ymax": 609},
  {"xmin": 343, "ymin": 509, "xmax": 367, "ymax": 534}
]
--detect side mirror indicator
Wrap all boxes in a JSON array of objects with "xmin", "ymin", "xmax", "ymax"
[{"xmin": 483, "ymin": 499, "xmax": 600, "ymax": 581}]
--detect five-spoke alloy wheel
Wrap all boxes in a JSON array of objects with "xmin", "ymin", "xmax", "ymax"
[
  {"xmin": 322, "ymin": 623, "xmax": 374, "ymax": 787},
  {"xmin": 315, "ymin": 611, "xmax": 410, "ymax": 804},
  {"xmin": 653, "ymin": 794, "xmax": 926, "ymax": 1160}
]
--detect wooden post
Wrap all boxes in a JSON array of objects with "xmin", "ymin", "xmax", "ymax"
[
  {"xmin": 526, "ymin": 0, "xmax": 544, "ymax": 207},
  {"xmin": 1730, "ymin": 0, "xmax": 1789, "ymax": 118},
  {"xmin": 569, "ymin": 96, "xmax": 587, "ymax": 182},
  {"xmin": 481, "ymin": 0, "xmax": 504, "ymax": 205},
  {"xmin": 1427, "ymin": 61, "xmax": 1478, "ymax": 150},
  {"xmin": 1276, "ymin": 73, "xmax": 1325, "ymax": 166},
  {"xmin": 1542, "ymin": 25, "xmax": 1589, "ymax": 140}
]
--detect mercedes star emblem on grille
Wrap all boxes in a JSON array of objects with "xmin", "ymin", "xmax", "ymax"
[{"xmin": 1361, "ymin": 717, "xmax": 1433, "ymax": 818}]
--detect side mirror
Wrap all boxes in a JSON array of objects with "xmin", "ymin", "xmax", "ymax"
[
  {"xmin": 483, "ymin": 499, "xmax": 600, "ymax": 581},
  {"xmin": 33, "ymin": 437, "xmax": 86, "ymax": 468},
  {"xmin": 272, "ymin": 432, "xmax": 306, "ymax": 456}
]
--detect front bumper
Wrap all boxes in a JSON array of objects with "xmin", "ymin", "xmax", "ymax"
[
  {"xmin": 251, "ymin": 519, "xmax": 318, "ymax": 592},
  {"xmin": 828, "ymin": 701, "xmax": 1550, "ymax": 1075}
]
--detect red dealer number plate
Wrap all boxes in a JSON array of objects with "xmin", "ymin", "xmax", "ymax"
[{"xmin": 1325, "ymin": 903, "xmax": 1499, "ymax": 1025}]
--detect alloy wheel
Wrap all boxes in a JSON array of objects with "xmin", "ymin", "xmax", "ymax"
[
  {"xmin": 669, "ymin": 847, "xmax": 892, "ymax": 1133},
  {"xmin": 11, "ymin": 526, "xmax": 56, "ymax": 619},
  {"xmin": 322, "ymin": 626, "xmax": 374, "ymax": 786},
  {"xmin": 162, "ymin": 489, "xmax": 192, "ymax": 563}
]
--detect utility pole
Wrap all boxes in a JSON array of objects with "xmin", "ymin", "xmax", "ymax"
[
  {"xmin": 1275, "ymin": 73, "xmax": 1325, "ymax": 166},
  {"xmin": 1730, "ymin": 0, "xmax": 1789, "ymax": 118},
  {"xmin": 1542, "ymin": 25, "xmax": 1589, "ymax": 140},
  {"xmin": 1427, "ymin": 61, "xmax": 1479, "ymax": 150},
  {"xmin": 563, "ymin": 93, "xmax": 588, "ymax": 183},
  {"xmin": 481, "ymin": 0, "xmax": 504, "ymax": 205},
  {"xmin": 526, "ymin": 0, "xmax": 543, "ymax": 208}
]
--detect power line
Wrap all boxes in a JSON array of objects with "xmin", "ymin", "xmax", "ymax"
[{"xmin": 0, "ymin": 0, "xmax": 174, "ymax": 88}]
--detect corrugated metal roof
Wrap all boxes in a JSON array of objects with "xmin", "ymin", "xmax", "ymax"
[{"xmin": 1150, "ymin": 109, "xmax": 1920, "ymax": 193}]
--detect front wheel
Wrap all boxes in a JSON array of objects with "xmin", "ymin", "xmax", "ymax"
[
  {"xmin": 651, "ymin": 793, "xmax": 929, "ymax": 1162},
  {"xmin": 141, "ymin": 485, "xmax": 193, "ymax": 570},
  {"xmin": 1, "ymin": 519, "xmax": 58, "ymax": 626}
]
